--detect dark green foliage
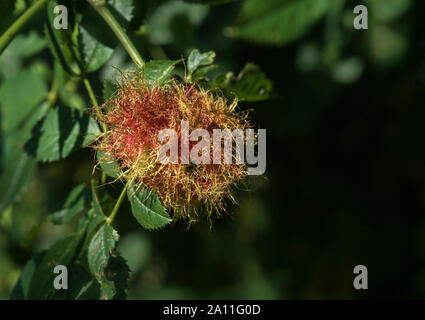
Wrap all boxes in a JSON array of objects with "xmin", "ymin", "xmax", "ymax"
[
  {"xmin": 231, "ymin": 0, "xmax": 334, "ymax": 45},
  {"xmin": 27, "ymin": 234, "xmax": 82, "ymax": 299},
  {"xmin": 45, "ymin": 184, "xmax": 90, "ymax": 224},
  {"xmin": 212, "ymin": 63, "xmax": 273, "ymax": 101}
]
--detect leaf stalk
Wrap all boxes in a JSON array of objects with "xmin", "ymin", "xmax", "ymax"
[{"xmin": 106, "ymin": 180, "xmax": 130, "ymax": 225}]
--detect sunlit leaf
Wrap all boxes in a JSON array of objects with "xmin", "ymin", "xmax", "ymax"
[
  {"xmin": 88, "ymin": 223, "xmax": 128, "ymax": 299},
  {"xmin": 127, "ymin": 183, "xmax": 172, "ymax": 230},
  {"xmin": 0, "ymin": 101, "xmax": 49, "ymax": 215},
  {"xmin": 45, "ymin": 0, "xmax": 81, "ymax": 76},
  {"xmin": 187, "ymin": 49, "xmax": 215, "ymax": 74},
  {"xmin": 0, "ymin": 70, "xmax": 48, "ymax": 131},
  {"xmin": 187, "ymin": 49, "xmax": 216, "ymax": 81},
  {"xmin": 143, "ymin": 60, "xmax": 180, "ymax": 88},
  {"xmin": 79, "ymin": 0, "xmax": 134, "ymax": 72},
  {"xmin": 88, "ymin": 223, "xmax": 119, "ymax": 280},
  {"xmin": 24, "ymin": 106, "xmax": 101, "ymax": 162}
]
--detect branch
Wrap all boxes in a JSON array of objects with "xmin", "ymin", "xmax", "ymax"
[
  {"xmin": 106, "ymin": 180, "xmax": 130, "ymax": 225},
  {"xmin": 86, "ymin": 0, "xmax": 145, "ymax": 68},
  {"xmin": 0, "ymin": 0, "xmax": 49, "ymax": 55}
]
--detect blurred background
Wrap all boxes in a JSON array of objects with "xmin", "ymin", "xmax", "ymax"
[{"xmin": 0, "ymin": 0, "xmax": 424, "ymax": 299}]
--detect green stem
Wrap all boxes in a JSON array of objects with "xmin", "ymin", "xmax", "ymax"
[
  {"xmin": 106, "ymin": 181, "xmax": 130, "ymax": 225},
  {"xmin": 0, "ymin": 0, "xmax": 49, "ymax": 55},
  {"xmin": 83, "ymin": 78, "xmax": 107, "ymax": 132},
  {"xmin": 47, "ymin": 78, "xmax": 59, "ymax": 108},
  {"xmin": 86, "ymin": 0, "xmax": 144, "ymax": 68},
  {"xmin": 83, "ymin": 78, "xmax": 107, "ymax": 184}
]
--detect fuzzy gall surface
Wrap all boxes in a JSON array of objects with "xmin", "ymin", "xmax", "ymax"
[{"xmin": 95, "ymin": 74, "xmax": 251, "ymax": 222}]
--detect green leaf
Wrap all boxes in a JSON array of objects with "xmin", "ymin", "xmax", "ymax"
[
  {"xmin": 97, "ymin": 150, "xmax": 121, "ymax": 179},
  {"xmin": 0, "ymin": 69, "xmax": 48, "ymax": 132},
  {"xmin": 101, "ymin": 254, "xmax": 130, "ymax": 300},
  {"xmin": 191, "ymin": 64, "xmax": 219, "ymax": 82},
  {"xmin": 27, "ymin": 235, "xmax": 83, "ymax": 299},
  {"xmin": 88, "ymin": 223, "xmax": 119, "ymax": 280},
  {"xmin": 10, "ymin": 252, "xmax": 45, "ymax": 300},
  {"xmin": 91, "ymin": 180, "xmax": 105, "ymax": 217},
  {"xmin": 108, "ymin": 0, "xmax": 134, "ymax": 23},
  {"xmin": 230, "ymin": 0, "xmax": 333, "ymax": 46},
  {"xmin": 147, "ymin": 1, "xmax": 209, "ymax": 46},
  {"xmin": 4, "ymin": 31, "xmax": 47, "ymax": 58},
  {"xmin": 78, "ymin": 208, "xmax": 105, "ymax": 233},
  {"xmin": 187, "ymin": 49, "xmax": 216, "ymax": 81},
  {"xmin": 0, "ymin": 102, "xmax": 50, "ymax": 215},
  {"xmin": 143, "ymin": 60, "xmax": 181, "ymax": 88},
  {"xmin": 127, "ymin": 183, "xmax": 172, "ymax": 230},
  {"xmin": 66, "ymin": 264, "xmax": 100, "ymax": 300},
  {"xmin": 88, "ymin": 223, "xmax": 125, "ymax": 299},
  {"xmin": 103, "ymin": 79, "xmax": 118, "ymax": 102},
  {"xmin": 187, "ymin": 49, "xmax": 215, "ymax": 75},
  {"xmin": 45, "ymin": 184, "xmax": 90, "ymax": 224},
  {"xmin": 24, "ymin": 106, "xmax": 101, "ymax": 162},
  {"xmin": 79, "ymin": 0, "xmax": 134, "ymax": 72},
  {"xmin": 212, "ymin": 63, "xmax": 273, "ymax": 101},
  {"xmin": 55, "ymin": 63, "xmax": 86, "ymax": 111},
  {"xmin": 0, "ymin": 133, "xmax": 37, "ymax": 215},
  {"xmin": 45, "ymin": 0, "xmax": 81, "ymax": 75},
  {"xmin": 77, "ymin": 208, "xmax": 107, "ymax": 260},
  {"xmin": 79, "ymin": 27, "xmax": 114, "ymax": 73}
]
